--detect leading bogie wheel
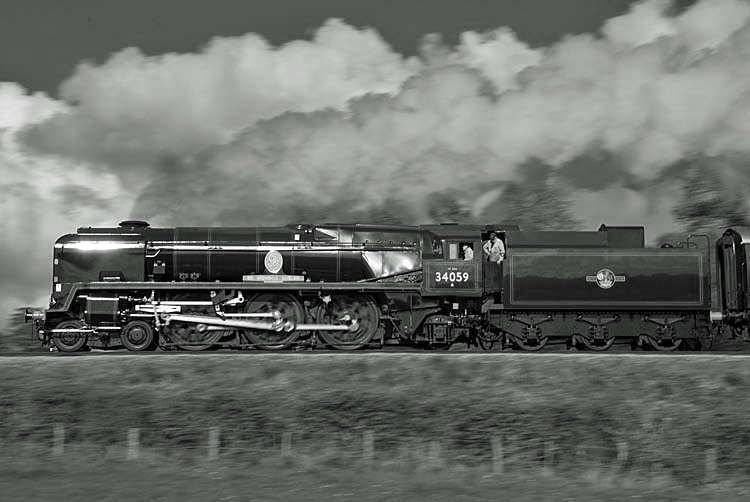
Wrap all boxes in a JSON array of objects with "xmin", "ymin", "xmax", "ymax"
[
  {"xmin": 121, "ymin": 320, "xmax": 156, "ymax": 351},
  {"xmin": 53, "ymin": 320, "xmax": 88, "ymax": 352}
]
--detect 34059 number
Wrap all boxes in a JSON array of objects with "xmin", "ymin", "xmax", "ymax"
[{"xmin": 435, "ymin": 271, "xmax": 470, "ymax": 283}]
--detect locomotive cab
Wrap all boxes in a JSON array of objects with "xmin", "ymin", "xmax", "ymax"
[
  {"xmin": 422, "ymin": 240, "xmax": 482, "ymax": 297},
  {"xmin": 421, "ymin": 227, "xmax": 506, "ymax": 300}
]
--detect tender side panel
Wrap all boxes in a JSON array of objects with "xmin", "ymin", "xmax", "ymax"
[{"xmin": 505, "ymin": 250, "xmax": 708, "ymax": 309}]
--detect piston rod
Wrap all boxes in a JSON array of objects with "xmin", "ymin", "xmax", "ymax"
[{"xmin": 164, "ymin": 314, "xmax": 354, "ymax": 332}]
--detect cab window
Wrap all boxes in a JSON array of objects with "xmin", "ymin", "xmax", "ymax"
[
  {"xmin": 447, "ymin": 242, "xmax": 475, "ymax": 261},
  {"xmin": 460, "ymin": 242, "xmax": 474, "ymax": 261},
  {"xmin": 448, "ymin": 243, "xmax": 459, "ymax": 260},
  {"xmin": 424, "ymin": 237, "xmax": 443, "ymax": 257}
]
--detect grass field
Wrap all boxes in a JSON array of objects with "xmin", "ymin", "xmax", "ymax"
[
  {"xmin": 2, "ymin": 353, "xmax": 750, "ymax": 500},
  {"xmin": 4, "ymin": 453, "xmax": 746, "ymax": 502}
]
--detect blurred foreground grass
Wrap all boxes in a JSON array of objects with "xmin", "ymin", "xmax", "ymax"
[
  {"xmin": 3, "ymin": 450, "xmax": 748, "ymax": 502},
  {"xmin": 2, "ymin": 353, "xmax": 750, "ymax": 500}
]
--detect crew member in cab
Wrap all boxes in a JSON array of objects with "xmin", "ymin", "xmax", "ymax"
[
  {"xmin": 483, "ymin": 232, "xmax": 505, "ymax": 263},
  {"xmin": 461, "ymin": 243, "xmax": 474, "ymax": 261}
]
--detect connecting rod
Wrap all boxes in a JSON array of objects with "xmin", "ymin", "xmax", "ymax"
[{"xmin": 164, "ymin": 314, "xmax": 353, "ymax": 333}]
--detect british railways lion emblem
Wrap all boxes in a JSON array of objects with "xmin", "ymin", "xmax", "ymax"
[{"xmin": 586, "ymin": 268, "xmax": 626, "ymax": 289}]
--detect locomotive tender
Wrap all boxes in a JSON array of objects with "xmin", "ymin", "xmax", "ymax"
[{"xmin": 25, "ymin": 220, "xmax": 750, "ymax": 352}]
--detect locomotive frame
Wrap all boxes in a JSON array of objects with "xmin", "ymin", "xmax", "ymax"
[{"xmin": 25, "ymin": 221, "xmax": 750, "ymax": 353}]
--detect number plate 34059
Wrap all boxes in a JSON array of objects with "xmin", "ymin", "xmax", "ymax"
[
  {"xmin": 425, "ymin": 263, "xmax": 477, "ymax": 291},
  {"xmin": 435, "ymin": 270, "xmax": 470, "ymax": 284}
]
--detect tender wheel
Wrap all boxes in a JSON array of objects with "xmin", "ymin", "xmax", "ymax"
[
  {"xmin": 647, "ymin": 336, "xmax": 683, "ymax": 351},
  {"xmin": 121, "ymin": 320, "xmax": 155, "ymax": 351},
  {"xmin": 243, "ymin": 293, "xmax": 306, "ymax": 350},
  {"xmin": 163, "ymin": 322, "xmax": 223, "ymax": 351},
  {"xmin": 315, "ymin": 294, "xmax": 380, "ymax": 350},
  {"xmin": 53, "ymin": 320, "xmax": 88, "ymax": 352},
  {"xmin": 509, "ymin": 334, "xmax": 548, "ymax": 351},
  {"xmin": 576, "ymin": 334, "xmax": 616, "ymax": 352}
]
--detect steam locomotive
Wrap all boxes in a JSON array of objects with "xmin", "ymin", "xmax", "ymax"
[{"xmin": 25, "ymin": 220, "xmax": 750, "ymax": 352}]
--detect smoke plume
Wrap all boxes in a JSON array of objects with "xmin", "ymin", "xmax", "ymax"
[
  {"xmin": 2, "ymin": 0, "xmax": 750, "ymax": 328},
  {"xmin": 0, "ymin": 82, "xmax": 130, "ymax": 325}
]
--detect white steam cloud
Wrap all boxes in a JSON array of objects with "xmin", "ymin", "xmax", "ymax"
[
  {"xmin": 0, "ymin": 83, "xmax": 129, "ymax": 325},
  {"xmin": 26, "ymin": 19, "xmax": 419, "ymax": 164},
  {"xmin": 3, "ymin": 0, "xmax": 750, "ymax": 329}
]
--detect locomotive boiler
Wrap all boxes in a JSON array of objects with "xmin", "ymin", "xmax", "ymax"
[{"xmin": 25, "ymin": 221, "xmax": 750, "ymax": 352}]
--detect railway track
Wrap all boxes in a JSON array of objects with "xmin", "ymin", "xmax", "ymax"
[{"xmin": 4, "ymin": 339, "xmax": 750, "ymax": 357}]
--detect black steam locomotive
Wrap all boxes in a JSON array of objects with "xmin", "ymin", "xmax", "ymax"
[{"xmin": 25, "ymin": 220, "xmax": 750, "ymax": 352}]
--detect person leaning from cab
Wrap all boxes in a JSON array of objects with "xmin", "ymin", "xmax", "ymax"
[{"xmin": 483, "ymin": 232, "xmax": 505, "ymax": 263}]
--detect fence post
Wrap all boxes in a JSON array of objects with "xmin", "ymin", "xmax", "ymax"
[
  {"xmin": 127, "ymin": 428, "xmax": 140, "ymax": 460},
  {"xmin": 616, "ymin": 440, "xmax": 628, "ymax": 470},
  {"xmin": 281, "ymin": 432, "xmax": 292, "ymax": 460},
  {"xmin": 363, "ymin": 430, "xmax": 374, "ymax": 467},
  {"xmin": 543, "ymin": 440, "xmax": 554, "ymax": 475},
  {"xmin": 491, "ymin": 437, "xmax": 504, "ymax": 475},
  {"xmin": 208, "ymin": 426, "xmax": 220, "ymax": 460},
  {"xmin": 427, "ymin": 441, "xmax": 444, "ymax": 470},
  {"xmin": 53, "ymin": 423, "xmax": 65, "ymax": 456},
  {"xmin": 705, "ymin": 448, "xmax": 717, "ymax": 484}
]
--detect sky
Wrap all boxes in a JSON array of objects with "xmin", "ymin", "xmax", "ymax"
[
  {"xmin": 1, "ymin": 0, "xmax": 749, "ymax": 325},
  {"xmin": 4, "ymin": 0, "xmax": 656, "ymax": 95}
]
